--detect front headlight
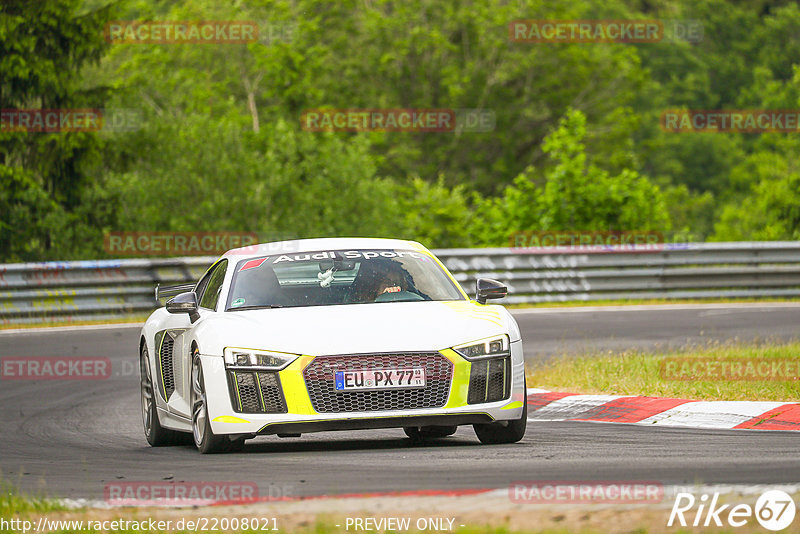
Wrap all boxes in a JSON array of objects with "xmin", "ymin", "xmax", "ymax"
[
  {"xmin": 452, "ymin": 334, "xmax": 510, "ymax": 360},
  {"xmin": 223, "ymin": 347, "xmax": 298, "ymax": 370}
]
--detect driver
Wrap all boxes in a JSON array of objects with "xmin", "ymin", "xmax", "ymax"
[
  {"xmin": 351, "ymin": 259, "xmax": 408, "ymax": 303},
  {"xmin": 376, "ymin": 267, "xmax": 405, "ymax": 296}
]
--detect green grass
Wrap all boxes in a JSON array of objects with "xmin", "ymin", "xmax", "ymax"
[
  {"xmin": 0, "ymin": 481, "xmax": 64, "ymax": 517},
  {"xmin": 528, "ymin": 341, "xmax": 800, "ymax": 401}
]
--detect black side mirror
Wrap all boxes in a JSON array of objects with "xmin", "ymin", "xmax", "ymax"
[
  {"xmin": 476, "ymin": 278, "xmax": 507, "ymax": 304},
  {"xmin": 166, "ymin": 291, "xmax": 200, "ymax": 323}
]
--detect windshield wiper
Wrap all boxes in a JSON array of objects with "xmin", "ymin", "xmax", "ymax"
[{"xmin": 227, "ymin": 305, "xmax": 283, "ymax": 311}]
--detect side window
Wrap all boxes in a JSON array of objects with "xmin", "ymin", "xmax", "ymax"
[
  {"xmin": 194, "ymin": 264, "xmax": 216, "ymax": 303},
  {"xmin": 198, "ymin": 260, "xmax": 228, "ymax": 310}
]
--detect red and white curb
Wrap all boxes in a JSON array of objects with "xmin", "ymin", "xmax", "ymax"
[{"xmin": 526, "ymin": 388, "xmax": 800, "ymax": 430}]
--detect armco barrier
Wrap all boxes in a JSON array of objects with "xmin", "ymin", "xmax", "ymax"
[
  {"xmin": 0, "ymin": 258, "xmax": 213, "ymax": 324},
  {"xmin": 1, "ymin": 242, "xmax": 799, "ymax": 324}
]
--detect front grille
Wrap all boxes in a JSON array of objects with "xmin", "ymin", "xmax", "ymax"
[
  {"xmin": 158, "ymin": 333, "xmax": 175, "ymax": 400},
  {"xmin": 228, "ymin": 371, "xmax": 288, "ymax": 413},
  {"xmin": 303, "ymin": 352, "xmax": 453, "ymax": 413},
  {"xmin": 468, "ymin": 356, "xmax": 511, "ymax": 404}
]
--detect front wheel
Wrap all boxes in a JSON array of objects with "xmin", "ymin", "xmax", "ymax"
[
  {"xmin": 140, "ymin": 345, "xmax": 191, "ymax": 446},
  {"xmin": 473, "ymin": 378, "xmax": 528, "ymax": 445},
  {"xmin": 191, "ymin": 352, "xmax": 232, "ymax": 454}
]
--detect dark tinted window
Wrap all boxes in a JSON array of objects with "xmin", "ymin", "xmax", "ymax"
[{"xmin": 198, "ymin": 260, "xmax": 228, "ymax": 310}]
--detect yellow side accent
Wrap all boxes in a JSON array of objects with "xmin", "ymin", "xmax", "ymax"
[
  {"xmin": 441, "ymin": 300, "xmax": 504, "ymax": 326},
  {"xmin": 232, "ymin": 371, "xmax": 243, "ymax": 410},
  {"xmin": 441, "ymin": 348, "xmax": 471, "ymax": 408},
  {"xmin": 213, "ymin": 415, "xmax": 251, "ymax": 424},
  {"xmin": 156, "ymin": 333, "xmax": 168, "ymax": 402},
  {"xmin": 470, "ymin": 309, "xmax": 504, "ymax": 321},
  {"xmin": 502, "ymin": 401, "xmax": 523, "ymax": 410},
  {"xmin": 279, "ymin": 355, "xmax": 316, "ymax": 415}
]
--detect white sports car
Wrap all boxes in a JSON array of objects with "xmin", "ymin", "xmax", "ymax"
[{"xmin": 139, "ymin": 238, "xmax": 527, "ymax": 453}]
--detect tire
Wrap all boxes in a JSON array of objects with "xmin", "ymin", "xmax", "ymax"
[
  {"xmin": 404, "ymin": 426, "xmax": 457, "ymax": 441},
  {"xmin": 140, "ymin": 345, "xmax": 191, "ymax": 446},
  {"xmin": 473, "ymin": 378, "xmax": 528, "ymax": 445},
  {"xmin": 191, "ymin": 351, "xmax": 234, "ymax": 454}
]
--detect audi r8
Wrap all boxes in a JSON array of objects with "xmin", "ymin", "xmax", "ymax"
[{"xmin": 139, "ymin": 238, "xmax": 527, "ymax": 453}]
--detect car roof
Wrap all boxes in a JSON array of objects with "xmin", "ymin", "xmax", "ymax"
[{"xmin": 222, "ymin": 237, "xmax": 428, "ymax": 260}]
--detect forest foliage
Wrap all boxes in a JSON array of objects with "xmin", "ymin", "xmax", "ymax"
[{"xmin": 2, "ymin": 0, "xmax": 800, "ymax": 260}]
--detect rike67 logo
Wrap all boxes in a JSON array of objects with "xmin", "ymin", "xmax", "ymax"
[{"xmin": 668, "ymin": 490, "xmax": 796, "ymax": 531}]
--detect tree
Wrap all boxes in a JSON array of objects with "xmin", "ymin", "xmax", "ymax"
[
  {"xmin": 0, "ymin": 0, "xmax": 116, "ymax": 260},
  {"xmin": 470, "ymin": 109, "xmax": 670, "ymax": 245},
  {"xmin": 713, "ymin": 148, "xmax": 800, "ymax": 241}
]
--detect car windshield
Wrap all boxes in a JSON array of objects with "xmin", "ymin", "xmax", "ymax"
[{"xmin": 226, "ymin": 249, "xmax": 465, "ymax": 310}]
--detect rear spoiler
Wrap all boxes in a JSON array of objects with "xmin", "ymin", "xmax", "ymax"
[{"xmin": 155, "ymin": 282, "xmax": 196, "ymax": 301}]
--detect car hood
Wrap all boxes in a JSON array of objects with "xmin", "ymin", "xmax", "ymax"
[{"xmin": 193, "ymin": 300, "xmax": 515, "ymax": 356}]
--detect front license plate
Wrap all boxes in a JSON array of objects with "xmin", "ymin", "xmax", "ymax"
[{"xmin": 334, "ymin": 368, "xmax": 426, "ymax": 391}]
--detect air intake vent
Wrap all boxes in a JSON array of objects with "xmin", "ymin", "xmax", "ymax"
[
  {"xmin": 468, "ymin": 356, "xmax": 511, "ymax": 404},
  {"xmin": 156, "ymin": 330, "xmax": 177, "ymax": 401},
  {"xmin": 228, "ymin": 371, "xmax": 288, "ymax": 414}
]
